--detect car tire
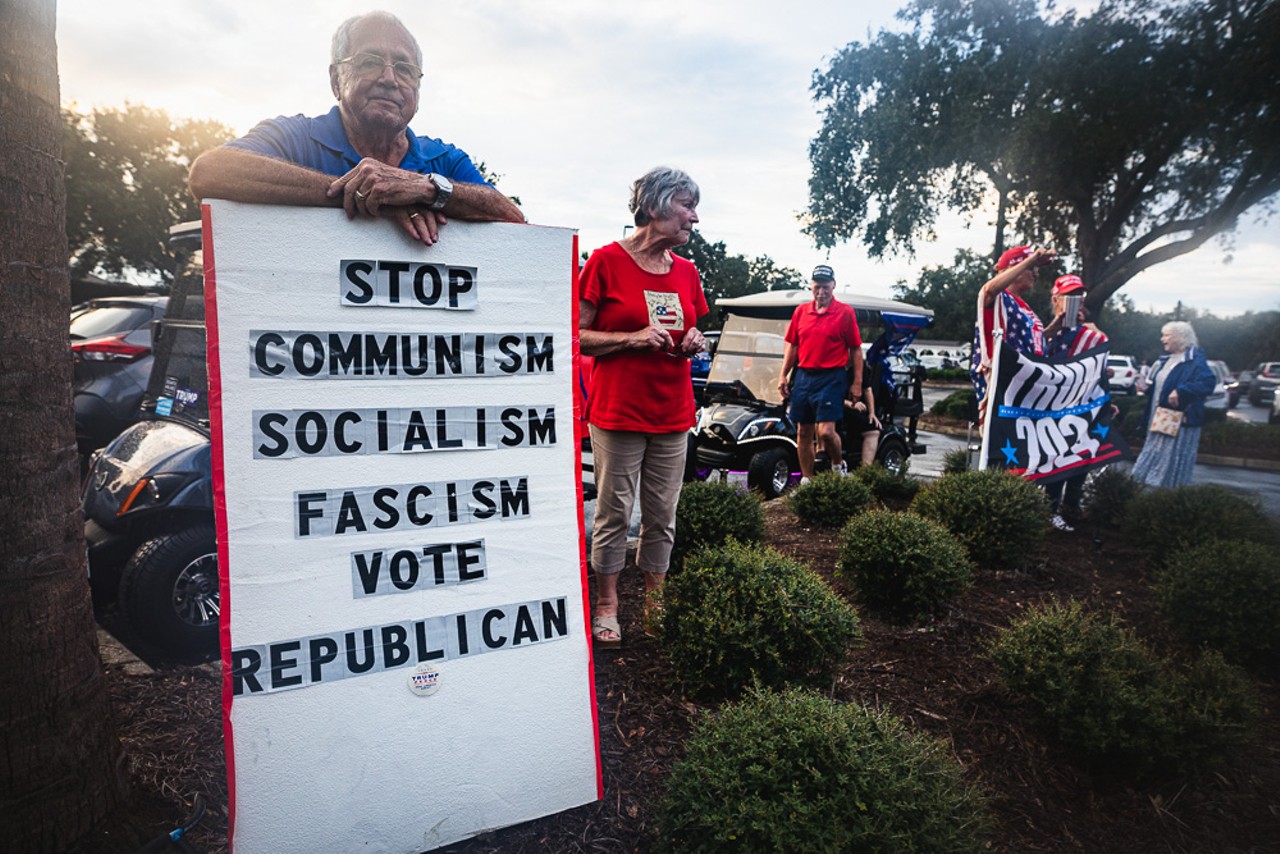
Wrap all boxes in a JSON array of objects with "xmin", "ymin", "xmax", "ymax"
[
  {"xmin": 1229, "ymin": 391, "xmax": 1239, "ymax": 409},
  {"xmin": 876, "ymin": 436, "xmax": 909, "ymax": 477},
  {"xmin": 747, "ymin": 447, "xmax": 793, "ymax": 499},
  {"xmin": 119, "ymin": 523, "xmax": 219, "ymax": 654},
  {"xmin": 1250, "ymin": 389, "xmax": 1262, "ymax": 407}
]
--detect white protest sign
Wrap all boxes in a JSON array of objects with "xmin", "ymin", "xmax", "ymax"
[{"xmin": 203, "ymin": 201, "xmax": 598, "ymax": 853}]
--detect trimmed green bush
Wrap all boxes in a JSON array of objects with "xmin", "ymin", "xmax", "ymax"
[
  {"xmin": 672, "ymin": 479, "xmax": 765, "ymax": 570},
  {"xmin": 930, "ymin": 388, "xmax": 975, "ymax": 420},
  {"xmin": 838, "ymin": 510, "xmax": 973, "ymax": 624},
  {"xmin": 658, "ymin": 687, "xmax": 991, "ymax": 853},
  {"xmin": 911, "ymin": 469, "xmax": 1049, "ymax": 568},
  {"xmin": 1124, "ymin": 484, "xmax": 1278, "ymax": 568},
  {"xmin": 853, "ymin": 461, "xmax": 921, "ymax": 502},
  {"xmin": 1156, "ymin": 538, "xmax": 1280, "ymax": 668},
  {"xmin": 1080, "ymin": 465, "xmax": 1142, "ymax": 525},
  {"xmin": 786, "ymin": 470, "xmax": 875, "ymax": 528},
  {"xmin": 662, "ymin": 541, "xmax": 860, "ymax": 697},
  {"xmin": 942, "ymin": 448, "xmax": 970, "ymax": 474},
  {"xmin": 1200, "ymin": 420, "xmax": 1280, "ymax": 460},
  {"xmin": 989, "ymin": 600, "xmax": 1258, "ymax": 777}
]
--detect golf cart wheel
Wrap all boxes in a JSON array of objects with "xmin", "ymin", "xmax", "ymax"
[
  {"xmin": 748, "ymin": 447, "xmax": 793, "ymax": 499},
  {"xmin": 877, "ymin": 436, "xmax": 909, "ymax": 477},
  {"xmin": 119, "ymin": 523, "xmax": 219, "ymax": 654}
]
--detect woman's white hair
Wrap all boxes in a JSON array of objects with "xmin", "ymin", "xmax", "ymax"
[
  {"xmin": 1162, "ymin": 320, "xmax": 1198, "ymax": 350},
  {"xmin": 629, "ymin": 166, "xmax": 700, "ymax": 227}
]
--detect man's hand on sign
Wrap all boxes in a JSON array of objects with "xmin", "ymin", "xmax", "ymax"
[
  {"xmin": 389, "ymin": 206, "xmax": 445, "ymax": 245},
  {"xmin": 329, "ymin": 158, "xmax": 441, "ymax": 218}
]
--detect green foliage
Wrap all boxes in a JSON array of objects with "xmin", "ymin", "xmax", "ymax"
[
  {"xmin": 930, "ymin": 388, "xmax": 975, "ymax": 420},
  {"xmin": 1124, "ymin": 484, "xmax": 1277, "ymax": 568},
  {"xmin": 806, "ymin": 0, "xmax": 1280, "ymax": 307},
  {"xmin": 1080, "ymin": 466, "xmax": 1142, "ymax": 525},
  {"xmin": 838, "ymin": 510, "xmax": 972, "ymax": 624},
  {"xmin": 658, "ymin": 687, "xmax": 991, "ymax": 853},
  {"xmin": 662, "ymin": 542, "xmax": 860, "ymax": 698},
  {"xmin": 673, "ymin": 231, "xmax": 802, "ymax": 330},
  {"xmin": 63, "ymin": 105, "xmax": 235, "ymax": 284},
  {"xmin": 928, "ymin": 367, "xmax": 973, "ymax": 382},
  {"xmin": 852, "ymin": 461, "xmax": 921, "ymax": 502},
  {"xmin": 911, "ymin": 469, "xmax": 1049, "ymax": 568},
  {"xmin": 672, "ymin": 480, "xmax": 765, "ymax": 570},
  {"xmin": 786, "ymin": 471, "xmax": 875, "ymax": 528},
  {"xmin": 942, "ymin": 448, "xmax": 970, "ymax": 474},
  {"xmin": 1200, "ymin": 420, "xmax": 1280, "ymax": 461},
  {"xmin": 891, "ymin": 249, "xmax": 992, "ymax": 340},
  {"xmin": 989, "ymin": 600, "xmax": 1259, "ymax": 777},
  {"xmin": 1156, "ymin": 539, "xmax": 1280, "ymax": 669}
]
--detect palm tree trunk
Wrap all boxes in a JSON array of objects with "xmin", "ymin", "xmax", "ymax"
[{"xmin": 0, "ymin": 0, "xmax": 125, "ymax": 847}]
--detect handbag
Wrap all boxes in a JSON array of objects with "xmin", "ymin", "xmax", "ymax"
[{"xmin": 1149, "ymin": 406, "xmax": 1183, "ymax": 437}]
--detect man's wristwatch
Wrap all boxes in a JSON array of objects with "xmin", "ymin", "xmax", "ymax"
[{"xmin": 426, "ymin": 173, "xmax": 453, "ymax": 210}]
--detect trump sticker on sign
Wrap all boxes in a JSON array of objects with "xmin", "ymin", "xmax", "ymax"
[{"xmin": 203, "ymin": 201, "xmax": 597, "ymax": 853}]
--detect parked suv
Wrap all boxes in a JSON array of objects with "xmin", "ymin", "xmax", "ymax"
[
  {"xmin": 1106, "ymin": 355, "xmax": 1139, "ymax": 394},
  {"xmin": 71, "ymin": 295, "xmax": 167, "ymax": 458},
  {"xmin": 1247, "ymin": 361, "xmax": 1280, "ymax": 407}
]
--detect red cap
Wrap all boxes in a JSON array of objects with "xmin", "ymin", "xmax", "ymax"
[
  {"xmin": 996, "ymin": 245, "xmax": 1051, "ymax": 271},
  {"xmin": 1052, "ymin": 274, "xmax": 1085, "ymax": 296}
]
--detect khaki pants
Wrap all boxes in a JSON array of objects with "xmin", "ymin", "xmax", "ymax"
[{"xmin": 589, "ymin": 426, "xmax": 688, "ymax": 576}]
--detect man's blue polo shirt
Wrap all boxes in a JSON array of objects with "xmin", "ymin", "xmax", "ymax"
[{"xmin": 226, "ymin": 106, "xmax": 492, "ymax": 184}]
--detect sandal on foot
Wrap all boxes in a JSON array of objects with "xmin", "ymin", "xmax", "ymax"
[{"xmin": 592, "ymin": 614, "xmax": 622, "ymax": 648}]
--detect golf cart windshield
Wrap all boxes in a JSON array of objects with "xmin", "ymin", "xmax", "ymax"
[
  {"xmin": 707, "ymin": 316, "xmax": 788, "ymax": 404},
  {"xmin": 140, "ymin": 222, "xmax": 209, "ymax": 431}
]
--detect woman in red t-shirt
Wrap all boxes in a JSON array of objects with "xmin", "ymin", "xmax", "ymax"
[{"xmin": 579, "ymin": 166, "xmax": 709, "ymax": 648}]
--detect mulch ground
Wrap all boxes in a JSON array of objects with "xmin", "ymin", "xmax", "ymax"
[{"xmin": 82, "ymin": 499, "xmax": 1279, "ymax": 853}]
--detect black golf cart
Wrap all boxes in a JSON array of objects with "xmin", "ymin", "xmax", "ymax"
[
  {"xmin": 82, "ymin": 221, "xmax": 218, "ymax": 654},
  {"xmin": 691, "ymin": 290, "xmax": 933, "ymax": 498}
]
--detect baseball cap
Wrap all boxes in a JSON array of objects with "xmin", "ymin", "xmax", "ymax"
[
  {"xmin": 811, "ymin": 264, "xmax": 835, "ymax": 281},
  {"xmin": 995, "ymin": 245, "xmax": 1051, "ymax": 271},
  {"xmin": 1052, "ymin": 274, "xmax": 1085, "ymax": 296}
]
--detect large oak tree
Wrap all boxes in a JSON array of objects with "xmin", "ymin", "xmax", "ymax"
[
  {"xmin": 805, "ymin": 0, "xmax": 1280, "ymax": 313},
  {"xmin": 1, "ymin": 0, "xmax": 125, "ymax": 847},
  {"xmin": 63, "ymin": 104, "xmax": 233, "ymax": 285}
]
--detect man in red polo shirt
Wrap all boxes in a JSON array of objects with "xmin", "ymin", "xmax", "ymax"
[{"xmin": 778, "ymin": 265, "xmax": 863, "ymax": 481}]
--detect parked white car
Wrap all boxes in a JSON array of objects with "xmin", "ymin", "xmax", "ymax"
[
  {"xmin": 1106, "ymin": 355, "xmax": 1139, "ymax": 394},
  {"xmin": 1205, "ymin": 359, "xmax": 1231, "ymax": 411}
]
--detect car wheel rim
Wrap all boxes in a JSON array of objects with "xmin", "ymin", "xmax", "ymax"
[
  {"xmin": 173, "ymin": 552, "xmax": 219, "ymax": 628},
  {"xmin": 884, "ymin": 449, "xmax": 905, "ymax": 477},
  {"xmin": 771, "ymin": 460, "xmax": 790, "ymax": 495}
]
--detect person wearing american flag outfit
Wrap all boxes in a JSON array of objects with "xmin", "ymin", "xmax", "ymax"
[
  {"xmin": 1041, "ymin": 273, "xmax": 1112, "ymax": 530},
  {"xmin": 970, "ymin": 244, "xmax": 1057, "ymax": 426}
]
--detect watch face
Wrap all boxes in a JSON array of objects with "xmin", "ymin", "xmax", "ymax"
[{"xmin": 429, "ymin": 173, "xmax": 453, "ymax": 209}]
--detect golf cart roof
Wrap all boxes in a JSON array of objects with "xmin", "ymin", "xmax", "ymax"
[{"xmin": 717, "ymin": 289, "xmax": 933, "ymax": 318}]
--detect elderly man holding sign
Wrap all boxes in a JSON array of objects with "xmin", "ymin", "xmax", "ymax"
[{"xmin": 189, "ymin": 10, "xmax": 523, "ymax": 243}]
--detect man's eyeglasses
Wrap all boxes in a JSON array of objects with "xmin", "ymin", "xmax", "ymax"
[{"xmin": 337, "ymin": 53, "xmax": 423, "ymax": 85}]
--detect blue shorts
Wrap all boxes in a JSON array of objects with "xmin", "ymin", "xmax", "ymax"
[{"xmin": 789, "ymin": 368, "xmax": 847, "ymax": 424}]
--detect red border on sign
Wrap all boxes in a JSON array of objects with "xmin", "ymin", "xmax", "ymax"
[
  {"xmin": 572, "ymin": 233, "xmax": 604, "ymax": 799},
  {"xmin": 200, "ymin": 203, "xmax": 238, "ymax": 843}
]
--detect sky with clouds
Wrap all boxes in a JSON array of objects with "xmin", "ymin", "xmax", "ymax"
[{"xmin": 56, "ymin": 0, "xmax": 1279, "ymax": 317}]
